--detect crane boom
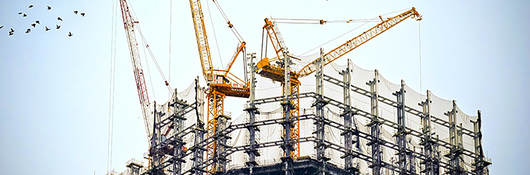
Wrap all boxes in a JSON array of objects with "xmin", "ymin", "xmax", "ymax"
[
  {"xmin": 263, "ymin": 18, "xmax": 289, "ymax": 62},
  {"xmin": 119, "ymin": 0, "xmax": 152, "ymax": 138},
  {"xmin": 298, "ymin": 7, "xmax": 421, "ymax": 77},
  {"xmin": 189, "ymin": 0, "xmax": 214, "ymax": 82}
]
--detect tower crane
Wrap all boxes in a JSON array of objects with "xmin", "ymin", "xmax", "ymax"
[
  {"xmin": 256, "ymin": 7, "xmax": 422, "ymax": 159},
  {"xmin": 119, "ymin": 0, "xmax": 174, "ymax": 143},
  {"xmin": 119, "ymin": 0, "xmax": 153, "ymax": 139},
  {"xmin": 188, "ymin": 0, "xmax": 249, "ymax": 174}
]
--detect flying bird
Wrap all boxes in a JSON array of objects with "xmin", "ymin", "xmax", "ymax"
[
  {"xmin": 23, "ymin": 13, "xmax": 27, "ymax": 17},
  {"xmin": 68, "ymin": 32, "xmax": 73, "ymax": 37},
  {"xmin": 57, "ymin": 17, "xmax": 63, "ymax": 21},
  {"xmin": 56, "ymin": 25, "xmax": 61, "ymax": 29},
  {"xmin": 9, "ymin": 32, "xmax": 13, "ymax": 36},
  {"xmin": 31, "ymin": 23, "xmax": 36, "ymax": 28},
  {"xmin": 0, "ymin": 26, "xmax": 3, "ymax": 29},
  {"xmin": 25, "ymin": 29, "xmax": 31, "ymax": 33},
  {"xmin": 80, "ymin": 12, "xmax": 86, "ymax": 17},
  {"xmin": 47, "ymin": 6, "xmax": 52, "ymax": 10},
  {"xmin": 28, "ymin": 4, "xmax": 34, "ymax": 8},
  {"xmin": 74, "ymin": 10, "xmax": 78, "ymax": 14},
  {"xmin": 8, "ymin": 28, "xmax": 14, "ymax": 36},
  {"xmin": 35, "ymin": 20, "xmax": 40, "ymax": 24},
  {"xmin": 10, "ymin": 28, "xmax": 14, "ymax": 33},
  {"xmin": 45, "ymin": 26, "xmax": 50, "ymax": 31},
  {"xmin": 18, "ymin": 12, "xmax": 22, "ymax": 15}
]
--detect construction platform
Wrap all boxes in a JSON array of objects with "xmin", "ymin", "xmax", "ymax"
[{"xmin": 119, "ymin": 59, "xmax": 490, "ymax": 175}]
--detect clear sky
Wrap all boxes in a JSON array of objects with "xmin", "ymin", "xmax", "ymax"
[{"xmin": 0, "ymin": 0, "xmax": 528, "ymax": 174}]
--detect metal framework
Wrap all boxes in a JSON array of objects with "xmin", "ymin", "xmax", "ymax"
[{"xmin": 141, "ymin": 60, "xmax": 490, "ymax": 175}]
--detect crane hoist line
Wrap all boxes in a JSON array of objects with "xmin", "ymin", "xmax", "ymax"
[{"xmin": 257, "ymin": 7, "xmax": 422, "ymax": 160}]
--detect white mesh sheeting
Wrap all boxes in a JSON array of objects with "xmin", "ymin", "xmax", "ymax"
[
  {"xmin": 156, "ymin": 60, "xmax": 482, "ymax": 174},
  {"xmin": 226, "ymin": 60, "xmax": 481, "ymax": 173}
]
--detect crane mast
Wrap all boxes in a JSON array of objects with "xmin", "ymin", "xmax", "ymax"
[
  {"xmin": 188, "ymin": 0, "xmax": 249, "ymax": 174},
  {"xmin": 119, "ymin": 0, "xmax": 152, "ymax": 139}
]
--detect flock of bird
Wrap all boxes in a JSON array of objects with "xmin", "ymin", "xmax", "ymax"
[{"xmin": 1, "ymin": 4, "xmax": 86, "ymax": 38}]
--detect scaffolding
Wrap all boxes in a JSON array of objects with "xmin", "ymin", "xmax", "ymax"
[{"xmin": 133, "ymin": 57, "xmax": 490, "ymax": 175}]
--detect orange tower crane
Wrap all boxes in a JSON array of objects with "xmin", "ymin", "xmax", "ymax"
[
  {"xmin": 257, "ymin": 7, "xmax": 422, "ymax": 159},
  {"xmin": 188, "ymin": 0, "xmax": 249, "ymax": 174}
]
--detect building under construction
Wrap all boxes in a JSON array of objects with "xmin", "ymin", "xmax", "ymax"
[{"xmin": 115, "ymin": 0, "xmax": 491, "ymax": 174}]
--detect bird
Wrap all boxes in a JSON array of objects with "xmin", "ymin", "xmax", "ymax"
[
  {"xmin": 56, "ymin": 25, "xmax": 61, "ymax": 29},
  {"xmin": 10, "ymin": 28, "xmax": 14, "ymax": 33},
  {"xmin": 57, "ymin": 17, "xmax": 63, "ymax": 21},
  {"xmin": 0, "ymin": 26, "xmax": 3, "ymax": 29},
  {"xmin": 74, "ymin": 10, "xmax": 78, "ymax": 14},
  {"xmin": 47, "ymin": 6, "xmax": 52, "ymax": 10},
  {"xmin": 80, "ymin": 12, "xmax": 86, "ymax": 17},
  {"xmin": 31, "ymin": 23, "xmax": 36, "ymax": 28},
  {"xmin": 9, "ymin": 32, "xmax": 13, "ymax": 36},
  {"xmin": 18, "ymin": 12, "xmax": 22, "ymax": 15},
  {"xmin": 68, "ymin": 32, "xmax": 73, "ymax": 37},
  {"xmin": 35, "ymin": 20, "xmax": 40, "ymax": 24},
  {"xmin": 45, "ymin": 26, "xmax": 50, "ymax": 31},
  {"xmin": 23, "ymin": 13, "xmax": 27, "ymax": 17},
  {"xmin": 25, "ymin": 29, "xmax": 31, "ymax": 33},
  {"xmin": 28, "ymin": 4, "xmax": 34, "ymax": 8}
]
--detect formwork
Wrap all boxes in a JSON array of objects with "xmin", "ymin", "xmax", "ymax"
[{"xmin": 133, "ymin": 58, "xmax": 490, "ymax": 175}]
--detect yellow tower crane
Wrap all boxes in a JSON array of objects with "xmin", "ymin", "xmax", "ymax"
[
  {"xmin": 188, "ymin": 0, "xmax": 249, "ymax": 174},
  {"xmin": 256, "ymin": 7, "xmax": 422, "ymax": 159}
]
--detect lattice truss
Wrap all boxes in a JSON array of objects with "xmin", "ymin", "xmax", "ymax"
[{"xmin": 142, "ymin": 61, "xmax": 490, "ymax": 175}]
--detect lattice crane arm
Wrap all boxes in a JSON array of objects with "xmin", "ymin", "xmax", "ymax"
[
  {"xmin": 263, "ymin": 18, "xmax": 290, "ymax": 62},
  {"xmin": 119, "ymin": 0, "xmax": 152, "ymax": 138},
  {"xmin": 297, "ymin": 7, "xmax": 422, "ymax": 77},
  {"xmin": 189, "ymin": 0, "xmax": 214, "ymax": 82}
]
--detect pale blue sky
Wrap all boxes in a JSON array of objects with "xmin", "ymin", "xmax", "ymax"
[{"xmin": 0, "ymin": 0, "xmax": 528, "ymax": 174}]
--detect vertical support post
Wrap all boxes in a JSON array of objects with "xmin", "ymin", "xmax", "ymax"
[
  {"xmin": 280, "ymin": 51, "xmax": 293, "ymax": 175},
  {"xmin": 172, "ymin": 90, "xmax": 180, "ymax": 175},
  {"xmin": 192, "ymin": 124, "xmax": 205, "ymax": 175},
  {"xmin": 172, "ymin": 88, "xmax": 187, "ymax": 175},
  {"xmin": 445, "ymin": 101, "xmax": 463, "ymax": 175},
  {"xmin": 191, "ymin": 78, "xmax": 205, "ymax": 175},
  {"xmin": 367, "ymin": 70, "xmax": 382, "ymax": 175},
  {"xmin": 419, "ymin": 90, "xmax": 439, "ymax": 175},
  {"xmin": 245, "ymin": 53, "xmax": 260, "ymax": 174},
  {"xmin": 315, "ymin": 48, "xmax": 324, "ymax": 98},
  {"xmin": 472, "ymin": 110, "xmax": 491, "ymax": 175},
  {"xmin": 408, "ymin": 146, "xmax": 417, "ymax": 173},
  {"xmin": 393, "ymin": 80, "xmax": 410, "ymax": 174},
  {"xmin": 150, "ymin": 101, "xmax": 161, "ymax": 175},
  {"xmin": 206, "ymin": 90, "xmax": 227, "ymax": 174},
  {"xmin": 216, "ymin": 114, "xmax": 229, "ymax": 173},
  {"xmin": 313, "ymin": 48, "xmax": 328, "ymax": 174},
  {"xmin": 243, "ymin": 47, "xmax": 248, "ymax": 83},
  {"xmin": 192, "ymin": 125, "xmax": 205, "ymax": 175},
  {"xmin": 340, "ymin": 59, "xmax": 359, "ymax": 174}
]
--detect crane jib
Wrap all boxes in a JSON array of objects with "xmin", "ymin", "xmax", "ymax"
[{"xmin": 297, "ymin": 8, "xmax": 421, "ymax": 77}]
